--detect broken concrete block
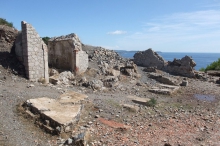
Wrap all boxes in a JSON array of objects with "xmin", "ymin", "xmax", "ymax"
[
  {"xmin": 127, "ymin": 95, "xmax": 150, "ymax": 105},
  {"xmin": 149, "ymin": 84, "xmax": 180, "ymax": 95},
  {"xmin": 23, "ymin": 91, "xmax": 88, "ymax": 134}
]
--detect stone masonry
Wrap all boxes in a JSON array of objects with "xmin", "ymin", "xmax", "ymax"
[
  {"xmin": 48, "ymin": 33, "xmax": 88, "ymax": 75},
  {"xmin": 21, "ymin": 21, "xmax": 49, "ymax": 82}
]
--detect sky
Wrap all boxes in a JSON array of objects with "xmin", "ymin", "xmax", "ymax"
[{"xmin": 1, "ymin": 0, "xmax": 220, "ymax": 52}]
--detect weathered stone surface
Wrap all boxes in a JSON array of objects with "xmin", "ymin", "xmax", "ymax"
[
  {"xmin": 143, "ymin": 67, "xmax": 157, "ymax": 72},
  {"xmin": 49, "ymin": 75, "xmax": 60, "ymax": 85},
  {"xmin": 71, "ymin": 130, "xmax": 91, "ymax": 146},
  {"xmin": 206, "ymin": 70, "xmax": 220, "ymax": 77},
  {"xmin": 88, "ymin": 79, "xmax": 104, "ymax": 90},
  {"xmin": 127, "ymin": 95, "xmax": 150, "ymax": 105},
  {"xmin": 148, "ymin": 73, "xmax": 182, "ymax": 85},
  {"xmin": 59, "ymin": 91, "xmax": 88, "ymax": 104},
  {"xmin": 216, "ymin": 78, "xmax": 220, "ymax": 84},
  {"xmin": 165, "ymin": 56, "xmax": 196, "ymax": 78},
  {"xmin": 149, "ymin": 84, "xmax": 179, "ymax": 95},
  {"xmin": 23, "ymin": 91, "xmax": 87, "ymax": 134},
  {"xmin": 102, "ymin": 76, "xmax": 118, "ymax": 87},
  {"xmin": 121, "ymin": 104, "xmax": 139, "ymax": 112},
  {"xmin": 180, "ymin": 80, "xmax": 188, "ymax": 86},
  {"xmin": 133, "ymin": 48, "xmax": 166, "ymax": 69}
]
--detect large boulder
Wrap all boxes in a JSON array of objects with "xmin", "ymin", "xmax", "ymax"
[
  {"xmin": 165, "ymin": 56, "xmax": 196, "ymax": 78},
  {"xmin": 133, "ymin": 48, "xmax": 166, "ymax": 69}
]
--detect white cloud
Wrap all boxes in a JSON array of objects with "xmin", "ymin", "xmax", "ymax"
[
  {"xmin": 117, "ymin": 10, "xmax": 220, "ymax": 52},
  {"xmin": 107, "ymin": 30, "xmax": 127, "ymax": 35},
  {"xmin": 102, "ymin": 45, "xmax": 120, "ymax": 50}
]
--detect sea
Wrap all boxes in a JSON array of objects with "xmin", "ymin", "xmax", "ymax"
[{"xmin": 115, "ymin": 50, "xmax": 220, "ymax": 71}]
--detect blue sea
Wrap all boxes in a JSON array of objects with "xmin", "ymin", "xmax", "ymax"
[{"xmin": 116, "ymin": 51, "xmax": 220, "ymax": 71}]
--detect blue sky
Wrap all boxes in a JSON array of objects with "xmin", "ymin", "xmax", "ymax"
[{"xmin": 1, "ymin": 0, "xmax": 220, "ymax": 52}]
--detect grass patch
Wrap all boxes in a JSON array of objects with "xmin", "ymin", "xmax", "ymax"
[
  {"xmin": 0, "ymin": 18, "xmax": 14, "ymax": 28},
  {"xmin": 105, "ymin": 99, "xmax": 121, "ymax": 108},
  {"xmin": 146, "ymin": 98, "xmax": 157, "ymax": 107}
]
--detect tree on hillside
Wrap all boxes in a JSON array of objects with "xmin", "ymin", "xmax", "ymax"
[
  {"xmin": 0, "ymin": 18, "xmax": 14, "ymax": 27},
  {"xmin": 42, "ymin": 37, "xmax": 50, "ymax": 45}
]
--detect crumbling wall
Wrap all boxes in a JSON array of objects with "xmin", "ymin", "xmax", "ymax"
[
  {"xmin": 48, "ymin": 33, "xmax": 88, "ymax": 75},
  {"xmin": 21, "ymin": 21, "xmax": 49, "ymax": 82}
]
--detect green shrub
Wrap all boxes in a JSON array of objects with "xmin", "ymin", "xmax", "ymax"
[
  {"xmin": 42, "ymin": 37, "xmax": 50, "ymax": 45},
  {"xmin": 146, "ymin": 98, "xmax": 157, "ymax": 107},
  {"xmin": 201, "ymin": 58, "xmax": 220, "ymax": 71},
  {"xmin": 0, "ymin": 18, "xmax": 13, "ymax": 27},
  {"xmin": 199, "ymin": 67, "xmax": 205, "ymax": 71}
]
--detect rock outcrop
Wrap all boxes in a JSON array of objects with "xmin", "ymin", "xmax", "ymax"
[
  {"xmin": 165, "ymin": 56, "xmax": 196, "ymax": 78},
  {"xmin": 133, "ymin": 48, "xmax": 166, "ymax": 69},
  {"xmin": 134, "ymin": 48, "xmax": 197, "ymax": 78},
  {"xmin": 0, "ymin": 25, "xmax": 18, "ymax": 53}
]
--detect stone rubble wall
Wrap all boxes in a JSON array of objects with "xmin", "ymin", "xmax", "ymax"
[
  {"xmin": 48, "ymin": 33, "xmax": 88, "ymax": 75},
  {"xmin": 21, "ymin": 21, "xmax": 49, "ymax": 82}
]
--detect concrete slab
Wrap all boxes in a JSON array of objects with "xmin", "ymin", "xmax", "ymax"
[
  {"xmin": 24, "ymin": 91, "xmax": 88, "ymax": 134},
  {"xmin": 121, "ymin": 104, "xmax": 139, "ymax": 112},
  {"xmin": 148, "ymin": 73, "xmax": 182, "ymax": 85},
  {"xmin": 149, "ymin": 84, "xmax": 179, "ymax": 95},
  {"xmin": 127, "ymin": 95, "xmax": 150, "ymax": 105},
  {"xmin": 149, "ymin": 88, "xmax": 173, "ymax": 95},
  {"xmin": 59, "ymin": 91, "xmax": 88, "ymax": 104}
]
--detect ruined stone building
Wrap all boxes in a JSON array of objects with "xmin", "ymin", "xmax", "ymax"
[
  {"xmin": 48, "ymin": 33, "xmax": 88, "ymax": 75},
  {"xmin": 14, "ymin": 21, "xmax": 88, "ymax": 82}
]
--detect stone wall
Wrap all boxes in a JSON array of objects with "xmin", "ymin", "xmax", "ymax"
[
  {"xmin": 48, "ymin": 33, "xmax": 88, "ymax": 75},
  {"xmin": 21, "ymin": 21, "xmax": 49, "ymax": 82}
]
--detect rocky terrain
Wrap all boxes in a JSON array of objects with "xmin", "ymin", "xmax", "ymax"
[
  {"xmin": 1, "ymin": 25, "xmax": 220, "ymax": 146},
  {"xmin": 1, "ymin": 45, "xmax": 220, "ymax": 146}
]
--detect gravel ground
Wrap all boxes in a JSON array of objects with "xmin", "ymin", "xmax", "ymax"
[{"xmin": 1, "ymin": 56, "xmax": 220, "ymax": 145}]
